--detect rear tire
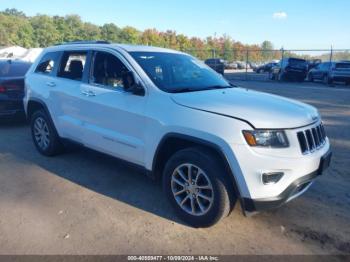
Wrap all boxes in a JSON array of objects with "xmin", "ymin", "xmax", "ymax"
[
  {"xmin": 30, "ymin": 110, "xmax": 63, "ymax": 156},
  {"xmin": 163, "ymin": 147, "xmax": 235, "ymax": 227},
  {"xmin": 308, "ymin": 73, "xmax": 314, "ymax": 82}
]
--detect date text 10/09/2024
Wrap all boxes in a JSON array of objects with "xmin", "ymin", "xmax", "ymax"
[{"xmin": 127, "ymin": 256, "xmax": 219, "ymax": 261}]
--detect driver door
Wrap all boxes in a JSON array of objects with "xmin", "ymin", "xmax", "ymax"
[{"xmin": 79, "ymin": 50, "xmax": 148, "ymax": 166}]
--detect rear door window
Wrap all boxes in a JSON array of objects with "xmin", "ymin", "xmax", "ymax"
[
  {"xmin": 35, "ymin": 52, "xmax": 61, "ymax": 75},
  {"xmin": 57, "ymin": 51, "xmax": 88, "ymax": 81}
]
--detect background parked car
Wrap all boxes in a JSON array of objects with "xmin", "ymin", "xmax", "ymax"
[
  {"xmin": 0, "ymin": 59, "xmax": 32, "ymax": 119},
  {"xmin": 307, "ymin": 59, "xmax": 322, "ymax": 71},
  {"xmin": 249, "ymin": 62, "xmax": 258, "ymax": 71},
  {"xmin": 308, "ymin": 61, "xmax": 350, "ymax": 85},
  {"xmin": 254, "ymin": 62, "xmax": 277, "ymax": 73},
  {"xmin": 226, "ymin": 61, "xmax": 238, "ymax": 70},
  {"xmin": 236, "ymin": 61, "xmax": 250, "ymax": 70},
  {"xmin": 269, "ymin": 58, "xmax": 308, "ymax": 82},
  {"xmin": 204, "ymin": 58, "xmax": 225, "ymax": 75}
]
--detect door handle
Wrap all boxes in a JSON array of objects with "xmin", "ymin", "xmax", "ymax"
[
  {"xmin": 81, "ymin": 90, "xmax": 96, "ymax": 97},
  {"xmin": 46, "ymin": 81, "xmax": 56, "ymax": 87}
]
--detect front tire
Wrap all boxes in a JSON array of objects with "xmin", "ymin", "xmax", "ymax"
[
  {"xmin": 163, "ymin": 147, "xmax": 235, "ymax": 227},
  {"xmin": 278, "ymin": 72, "xmax": 284, "ymax": 81},
  {"xmin": 323, "ymin": 74, "xmax": 333, "ymax": 85},
  {"xmin": 30, "ymin": 110, "xmax": 63, "ymax": 156}
]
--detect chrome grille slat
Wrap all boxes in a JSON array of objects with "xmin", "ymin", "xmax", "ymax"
[
  {"xmin": 312, "ymin": 128, "xmax": 320, "ymax": 147},
  {"xmin": 296, "ymin": 123, "xmax": 327, "ymax": 154}
]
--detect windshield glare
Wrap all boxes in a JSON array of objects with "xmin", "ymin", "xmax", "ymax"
[{"xmin": 130, "ymin": 52, "xmax": 230, "ymax": 93}]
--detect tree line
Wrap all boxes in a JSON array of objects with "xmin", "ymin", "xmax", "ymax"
[
  {"xmin": 1, "ymin": 8, "xmax": 349, "ymax": 62},
  {"xmin": 0, "ymin": 8, "xmax": 280, "ymax": 61}
]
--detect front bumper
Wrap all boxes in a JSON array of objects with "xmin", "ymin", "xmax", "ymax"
[
  {"xmin": 283, "ymin": 70, "xmax": 307, "ymax": 78},
  {"xmin": 331, "ymin": 75, "xmax": 350, "ymax": 82},
  {"xmin": 242, "ymin": 149, "xmax": 332, "ymax": 213}
]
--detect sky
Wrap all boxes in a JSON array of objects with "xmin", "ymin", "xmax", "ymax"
[{"xmin": 1, "ymin": 0, "xmax": 349, "ymax": 49}]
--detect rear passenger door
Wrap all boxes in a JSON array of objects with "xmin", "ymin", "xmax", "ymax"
[
  {"xmin": 50, "ymin": 50, "xmax": 90, "ymax": 142},
  {"xmin": 31, "ymin": 51, "xmax": 62, "ymax": 117}
]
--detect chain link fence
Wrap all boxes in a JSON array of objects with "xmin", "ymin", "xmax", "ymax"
[{"xmin": 184, "ymin": 48, "xmax": 350, "ymax": 82}]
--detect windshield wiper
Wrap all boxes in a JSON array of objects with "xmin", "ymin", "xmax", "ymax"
[
  {"xmin": 201, "ymin": 84, "xmax": 234, "ymax": 91},
  {"xmin": 170, "ymin": 87, "xmax": 198, "ymax": 93},
  {"xmin": 170, "ymin": 84, "xmax": 235, "ymax": 93}
]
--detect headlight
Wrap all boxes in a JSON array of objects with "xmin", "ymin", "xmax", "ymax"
[{"xmin": 242, "ymin": 130, "xmax": 289, "ymax": 148}]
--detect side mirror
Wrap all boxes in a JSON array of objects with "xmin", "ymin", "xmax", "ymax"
[{"xmin": 122, "ymin": 71, "xmax": 145, "ymax": 96}]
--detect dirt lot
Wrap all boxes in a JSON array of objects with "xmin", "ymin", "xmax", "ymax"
[{"xmin": 0, "ymin": 80, "xmax": 349, "ymax": 255}]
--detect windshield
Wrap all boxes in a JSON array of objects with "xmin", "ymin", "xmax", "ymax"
[{"xmin": 130, "ymin": 52, "xmax": 231, "ymax": 93}]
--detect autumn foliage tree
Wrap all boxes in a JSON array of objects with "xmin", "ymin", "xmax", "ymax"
[{"xmin": 3, "ymin": 8, "xmax": 342, "ymax": 62}]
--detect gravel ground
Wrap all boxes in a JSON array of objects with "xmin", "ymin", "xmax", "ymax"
[{"xmin": 0, "ymin": 80, "xmax": 349, "ymax": 255}]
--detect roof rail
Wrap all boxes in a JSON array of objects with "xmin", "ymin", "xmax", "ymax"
[{"xmin": 55, "ymin": 40, "xmax": 111, "ymax": 46}]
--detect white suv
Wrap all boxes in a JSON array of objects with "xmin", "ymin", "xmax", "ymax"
[{"xmin": 24, "ymin": 41, "xmax": 331, "ymax": 227}]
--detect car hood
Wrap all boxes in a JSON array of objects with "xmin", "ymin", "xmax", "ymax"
[{"xmin": 171, "ymin": 87, "xmax": 319, "ymax": 129}]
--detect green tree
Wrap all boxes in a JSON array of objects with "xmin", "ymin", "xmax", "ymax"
[
  {"xmin": 64, "ymin": 15, "xmax": 84, "ymax": 41},
  {"xmin": 261, "ymin": 40, "xmax": 274, "ymax": 61},
  {"xmin": 0, "ymin": 13, "xmax": 34, "ymax": 47},
  {"xmin": 100, "ymin": 23, "xmax": 121, "ymax": 42},
  {"xmin": 1, "ymin": 8, "xmax": 26, "ymax": 17},
  {"xmin": 176, "ymin": 34, "xmax": 191, "ymax": 51},
  {"xmin": 0, "ymin": 14, "xmax": 11, "ymax": 46},
  {"xmin": 140, "ymin": 29, "xmax": 163, "ymax": 46},
  {"xmin": 120, "ymin": 26, "xmax": 139, "ymax": 44},
  {"xmin": 0, "ymin": 7, "xmax": 283, "ymax": 62},
  {"xmin": 222, "ymin": 35, "xmax": 233, "ymax": 61},
  {"xmin": 162, "ymin": 30, "xmax": 179, "ymax": 49},
  {"xmin": 52, "ymin": 15, "xmax": 68, "ymax": 43},
  {"xmin": 82, "ymin": 22, "xmax": 101, "ymax": 40},
  {"xmin": 30, "ymin": 15, "xmax": 60, "ymax": 47}
]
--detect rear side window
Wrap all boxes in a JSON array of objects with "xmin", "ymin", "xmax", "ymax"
[
  {"xmin": 0, "ymin": 61, "xmax": 31, "ymax": 77},
  {"xmin": 57, "ymin": 51, "xmax": 87, "ymax": 81},
  {"xmin": 35, "ymin": 52, "xmax": 61, "ymax": 74}
]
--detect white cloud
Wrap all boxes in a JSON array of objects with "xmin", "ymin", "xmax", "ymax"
[{"xmin": 273, "ymin": 12, "xmax": 287, "ymax": 19}]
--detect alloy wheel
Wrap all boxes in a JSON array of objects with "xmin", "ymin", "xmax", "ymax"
[
  {"xmin": 171, "ymin": 163, "xmax": 214, "ymax": 216},
  {"xmin": 33, "ymin": 117, "xmax": 50, "ymax": 150}
]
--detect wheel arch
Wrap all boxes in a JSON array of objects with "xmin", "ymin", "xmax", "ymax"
[
  {"xmin": 26, "ymin": 98, "xmax": 50, "ymax": 121},
  {"xmin": 26, "ymin": 98, "xmax": 59, "ymax": 137},
  {"xmin": 152, "ymin": 133, "xmax": 243, "ymax": 201}
]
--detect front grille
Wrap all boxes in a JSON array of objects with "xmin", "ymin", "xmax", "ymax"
[{"xmin": 297, "ymin": 123, "xmax": 327, "ymax": 154}]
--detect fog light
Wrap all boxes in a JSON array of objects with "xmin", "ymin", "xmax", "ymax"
[{"xmin": 262, "ymin": 172, "xmax": 284, "ymax": 185}]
